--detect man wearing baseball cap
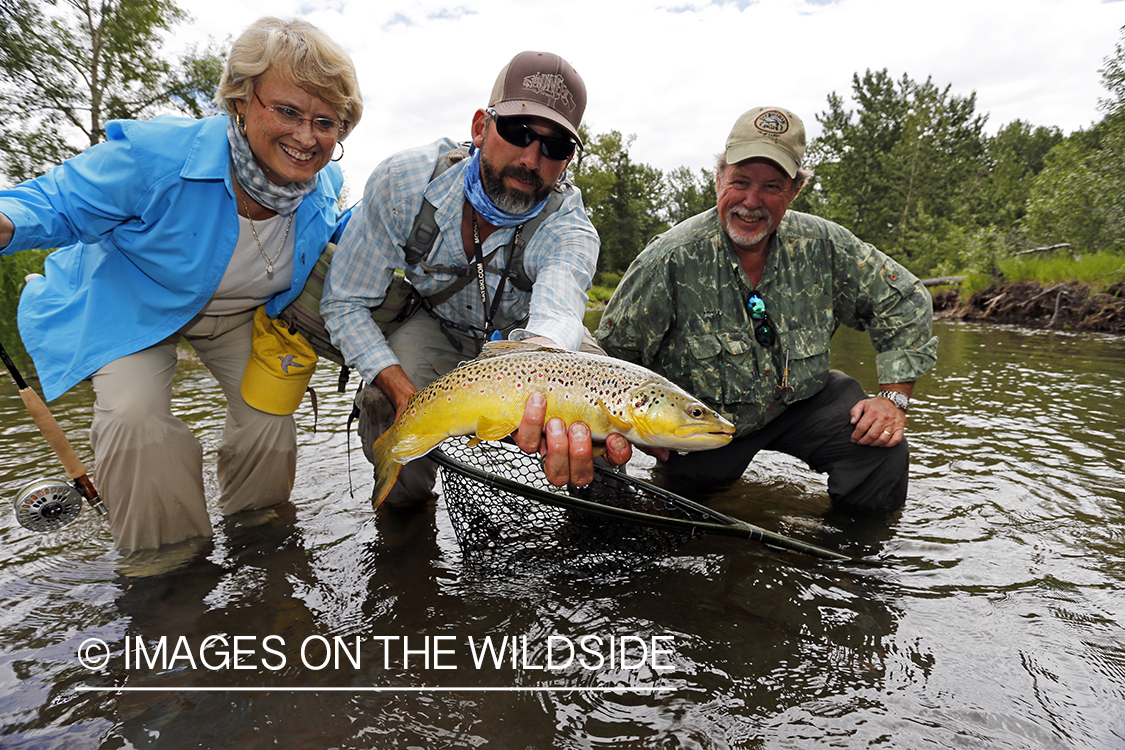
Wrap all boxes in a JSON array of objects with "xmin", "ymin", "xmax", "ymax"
[
  {"xmin": 323, "ymin": 51, "xmax": 630, "ymax": 509},
  {"xmin": 597, "ymin": 106, "xmax": 938, "ymax": 512}
]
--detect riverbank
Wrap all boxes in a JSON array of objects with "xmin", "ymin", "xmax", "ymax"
[{"xmin": 931, "ymin": 280, "xmax": 1125, "ymax": 334}]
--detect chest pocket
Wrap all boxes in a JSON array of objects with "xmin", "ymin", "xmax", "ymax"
[
  {"xmin": 684, "ymin": 329, "xmax": 764, "ymax": 407},
  {"xmin": 780, "ymin": 326, "xmax": 832, "ymax": 402}
]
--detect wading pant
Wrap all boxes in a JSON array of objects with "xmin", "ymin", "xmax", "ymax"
[
  {"xmin": 90, "ymin": 311, "xmax": 297, "ymax": 551},
  {"xmin": 659, "ymin": 370, "xmax": 909, "ymax": 510},
  {"xmin": 355, "ymin": 312, "xmax": 606, "ymax": 508}
]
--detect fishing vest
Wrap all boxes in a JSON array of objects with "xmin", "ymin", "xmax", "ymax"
[
  {"xmin": 278, "ymin": 146, "xmax": 565, "ymax": 369},
  {"xmin": 404, "ymin": 147, "xmax": 566, "ymax": 305}
]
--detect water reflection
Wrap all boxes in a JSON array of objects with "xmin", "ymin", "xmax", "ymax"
[{"xmin": 0, "ymin": 321, "xmax": 1122, "ymax": 748}]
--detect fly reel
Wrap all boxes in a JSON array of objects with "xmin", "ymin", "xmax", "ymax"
[
  {"xmin": 2, "ymin": 339, "xmax": 105, "ymax": 534},
  {"xmin": 13, "ymin": 478, "xmax": 84, "ymax": 533}
]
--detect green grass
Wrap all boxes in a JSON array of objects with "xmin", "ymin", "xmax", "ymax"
[
  {"xmin": 961, "ymin": 251, "xmax": 1125, "ymax": 297},
  {"xmin": 587, "ymin": 285, "xmax": 616, "ymax": 304},
  {"xmin": 1001, "ymin": 251, "xmax": 1125, "ymax": 287},
  {"xmin": 587, "ymin": 272, "xmax": 624, "ymax": 305}
]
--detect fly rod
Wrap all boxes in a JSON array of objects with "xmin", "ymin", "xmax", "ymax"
[{"xmin": 0, "ymin": 339, "xmax": 106, "ymax": 532}]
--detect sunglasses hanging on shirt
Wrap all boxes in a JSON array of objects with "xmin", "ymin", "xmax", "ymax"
[{"xmin": 746, "ymin": 291, "xmax": 777, "ymax": 347}]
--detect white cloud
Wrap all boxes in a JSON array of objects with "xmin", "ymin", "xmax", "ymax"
[{"xmin": 166, "ymin": 0, "xmax": 1125, "ymax": 197}]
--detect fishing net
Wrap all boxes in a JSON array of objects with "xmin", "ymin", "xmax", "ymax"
[{"xmin": 431, "ymin": 436, "xmax": 854, "ymax": 577}]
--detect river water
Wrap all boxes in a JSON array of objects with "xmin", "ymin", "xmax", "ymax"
[{"xmin": 0, "ymin": 319, "xmax": 1122, "ymax": 749}]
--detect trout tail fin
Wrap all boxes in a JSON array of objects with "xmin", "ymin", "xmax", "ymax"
[{"xmin": 370, "ymin": 424, "xmax": 404, "ymax": 510}]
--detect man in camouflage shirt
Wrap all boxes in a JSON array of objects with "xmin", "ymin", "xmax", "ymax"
[{"xmin": 597, "ymin": 106, "xmax": 937, "ymax": 510}]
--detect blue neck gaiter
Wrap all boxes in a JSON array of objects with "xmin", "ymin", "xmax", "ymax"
[{"xmin": 463, "ymin": 149, "xmax": 549, "ymax": 228}]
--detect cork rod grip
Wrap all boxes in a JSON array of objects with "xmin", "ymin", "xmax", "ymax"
[{"xmin": 19, "ymin": 386, "xmax": 88, "ymax": 480}]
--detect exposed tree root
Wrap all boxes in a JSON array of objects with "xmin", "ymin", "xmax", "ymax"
[{"xmin": 931, "ymin": 280, "xmax": 1125, "ymax": 333}]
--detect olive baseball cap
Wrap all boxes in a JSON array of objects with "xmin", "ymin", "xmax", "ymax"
[
  {"xmin": 725, "ymin": 106, "xmax": 806, "ymax": 178},
  {"xmin": 489, "ymin": 51, "xmax": 586, "ymax": 146}
]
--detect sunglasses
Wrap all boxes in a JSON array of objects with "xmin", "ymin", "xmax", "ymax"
[
  {"xmin": 487, "ymin": 109, "xmax": 577, "ymax": 161},
  {"xmin": 746, "ymin": 292, "xmax": 777, "ymax": 347}
]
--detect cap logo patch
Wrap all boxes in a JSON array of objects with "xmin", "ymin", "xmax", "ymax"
[
  {"xmin": 277, "ymin": 354, "xmax": 306, "ymax": 374},
  {"xmin": 754, "ymin": 110, "xmax": 789, "ymax": 136},
  {"xmin": 522, "ymin": 73, "xmax": 576, "ymax": 112}
]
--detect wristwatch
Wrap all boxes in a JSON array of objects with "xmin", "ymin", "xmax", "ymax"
[{"xmin": 877, "ymin": 390, "xmax": 910, "ymax": 412}]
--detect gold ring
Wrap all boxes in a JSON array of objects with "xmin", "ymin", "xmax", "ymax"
[{"xmin": 882, "ymin": 429, "xmax": 892, "ymax": 435}]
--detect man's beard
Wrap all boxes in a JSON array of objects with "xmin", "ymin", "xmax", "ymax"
[
  {"xmin": 480, "ymin": 152, "xmax": 550, "ymax": 214},
  {"xmin": 721, "ymin": 206, "xmax": 772, "ymax": 249}
]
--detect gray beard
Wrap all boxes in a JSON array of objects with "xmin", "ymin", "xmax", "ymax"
[
  {"xmin": 480, "ymin": 152, "xmax": 549, "ymax": 214},
  {"xmin": 722, "ymin": 208, "xmax": 772, "ymax": 249}
]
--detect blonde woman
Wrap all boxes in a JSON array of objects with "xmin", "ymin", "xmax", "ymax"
[{"xmin": 0, "ymin": 17, "xmax": 362, "ymax": 552}]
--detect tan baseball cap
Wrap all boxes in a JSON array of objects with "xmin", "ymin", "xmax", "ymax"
[
  {"xmin": 489, "ymin": 51, "xmax": 587, "ymax": 146},
  {"xmin": 725, "ymin": 106, "xmax": 806, "ymax": 178}
]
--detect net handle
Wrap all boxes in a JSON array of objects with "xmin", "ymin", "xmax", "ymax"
[
  {"xmin": 431, "ymin": 446, "xmax": 865, "ymax": 564},
  {"xmin": 594, "ymin": 465, "xmax": 865, "ymax": 563}
]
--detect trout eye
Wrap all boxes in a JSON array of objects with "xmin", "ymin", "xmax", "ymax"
[{"xmin": 689, "ymin": 406, "xmax": 704, "ymax": 419}]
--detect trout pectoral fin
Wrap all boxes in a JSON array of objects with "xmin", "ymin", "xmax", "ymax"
[
  {"xmin": 628, "ymin": 416, "xmax": 657, "ymax": 444},
  {"xmin": 391, "ymin": 433, "xmax": 447, "ymax": 462},
  {"xmin": 476, "ymin": 415, "xmax": 518, "ymax": 442},
  {"xmin": 607, "ymin": 413, "xmax": 633, "ymax": 432},
  {"xmin": 597, "ymin": 399, "xmax": 633, "ymax": 433}
]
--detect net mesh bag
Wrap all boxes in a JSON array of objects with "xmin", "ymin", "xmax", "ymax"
[{"xmin": 432, "ymin": 437, "xmax": 739, "ymax": 577}]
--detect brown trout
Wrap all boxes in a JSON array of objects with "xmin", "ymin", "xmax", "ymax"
[{"xmin": 369, "ymin": 341, "xmax": 736, "ymax": 508}]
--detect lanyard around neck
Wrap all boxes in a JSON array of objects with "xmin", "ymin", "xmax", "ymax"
[{"xmin": 470, "ymin": 210, "xmax": 523, "ymax": 339}]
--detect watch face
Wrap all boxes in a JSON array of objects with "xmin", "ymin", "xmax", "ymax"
[{"xmin": 880, "ymin": 391, "xmax": 909, "ymax": 410}]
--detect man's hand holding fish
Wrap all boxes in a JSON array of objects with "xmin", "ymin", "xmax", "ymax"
[{"xmin": 516, "ymin": 391, "xmax": 636, "ymax": 488}]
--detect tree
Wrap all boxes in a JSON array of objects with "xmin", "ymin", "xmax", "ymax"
[
  {"xmin": 664, "ymin": 165, "xmax": 716, "ymax": 227},
  {"xmin": 969, "ymin": 120, "xmax": 1063, "ymax": 232},
  {"xmin": 1023, "ymin": 132, "xmax": 1105, "ymax": 250},
  {"xmin": 803, "ymin": 70, "xmax": 987, "ymax": 273},
  {"xmin": 1099, "ymin": 25, "xmax": 1125, "ymax": 122},
  {"xmin": 804, "ymin": 76, "xmax": 908, "ymax": 241},
  {"xmin": 1024, "ymin": 26, "xmax": 1125, "ymax": 253},
  {"xmin": 570, "ymin": 127, "xmax": 667, "ymax": 281},
  {"xmin": 1095, "ymin": 25, "xmax": 1125, "ymax": 246},
  {"xmin": 0, "ymin": 0, "xmax": 226, "ymax": 184}
]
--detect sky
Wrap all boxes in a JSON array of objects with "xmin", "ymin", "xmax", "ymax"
[{"xmin": 170, "ymin": 0, "xmax": 1124, "ymax": 199}]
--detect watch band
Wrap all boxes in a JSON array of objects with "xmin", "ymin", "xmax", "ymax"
[{"xmin": 877, "ymin": 390, "xmax": 909, "ymax": 411}]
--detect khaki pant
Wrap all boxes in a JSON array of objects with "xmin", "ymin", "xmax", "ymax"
[
  {"xmin": 356, "ymin": 312, "xmax": 604, "ymax": 507},
  {"xmin": 90, "ymin": 311, "xmax": 297, "ymax": 551}
]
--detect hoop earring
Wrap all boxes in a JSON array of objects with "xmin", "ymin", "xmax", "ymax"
[
  {"xmin": 236, "ymin": 113, "xmax": 247, "ymax": 136},
  {"xmin": 331, "ymin": 141, "xmax": 345, "ymax": 162}
]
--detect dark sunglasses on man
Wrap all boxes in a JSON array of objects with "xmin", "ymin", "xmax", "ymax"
[{"xmin": 486, "ymin": 108, "xmax": 578, "ymax": 161}]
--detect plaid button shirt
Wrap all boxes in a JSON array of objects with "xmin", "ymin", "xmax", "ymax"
[{"xmin": 322, "ymin": 138, "xmax": 599, "ymax": 383}]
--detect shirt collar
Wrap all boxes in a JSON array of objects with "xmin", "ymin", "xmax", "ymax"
[{"xmin": 180, "ymin": 114, "xmax": 236, "ymax": 181}]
